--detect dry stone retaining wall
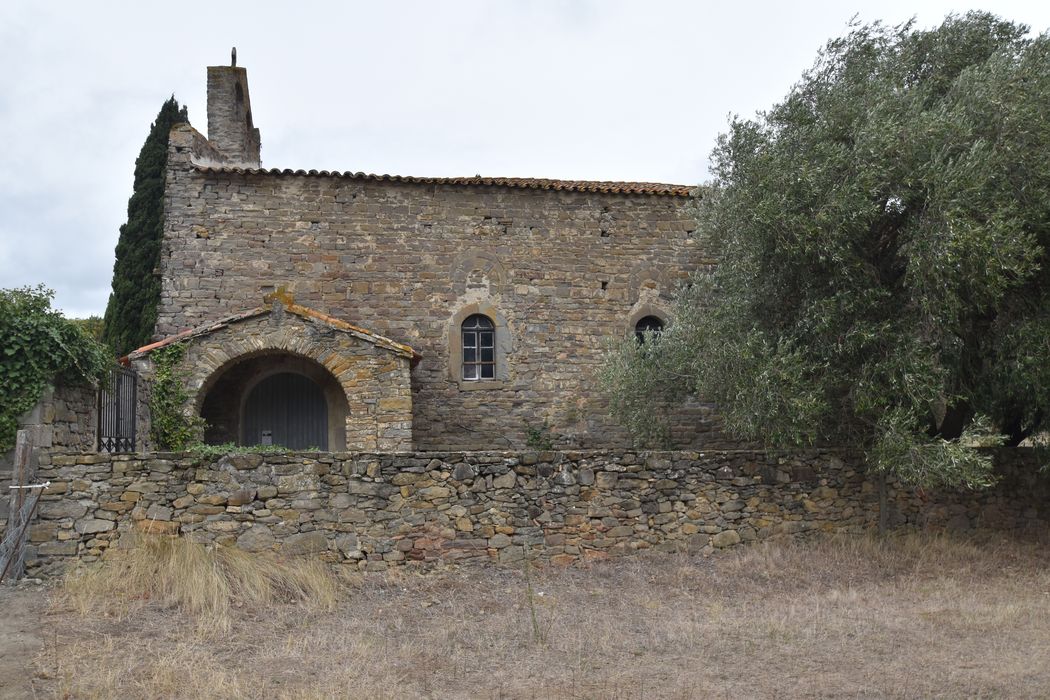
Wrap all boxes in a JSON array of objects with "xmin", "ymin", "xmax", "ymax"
[
  {"xmin": 12, "ymin": 382, "xmax": 97, "ymax": 457},
  {"xmin": 23, "ymin": 449, "xmax": 1048, "ymax": 576},
  {"xmin": 1, "ymin": 382, "xmax": 97, "ymax": 540}
]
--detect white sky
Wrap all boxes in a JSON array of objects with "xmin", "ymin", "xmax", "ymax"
[{"xmin": 1, "ymin": 0, "xmax": 1048, "ymax": 318}]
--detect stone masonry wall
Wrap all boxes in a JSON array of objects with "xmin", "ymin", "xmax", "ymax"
[
  {"xmin": 21, "ymin": 382, "xmax": 97, "ymax": 455},
  {"xmin": 1, "ymin": 382, "xmax": 96, "ymax": 540},
  {"xmin": 159, "ymin": 124, "xmax": 719, "ymax": 450},
  {"xmin": 24, "ymin": 448, "xmax": 1049, "ymax": 576}
]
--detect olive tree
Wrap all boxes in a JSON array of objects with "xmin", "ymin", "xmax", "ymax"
[{"xmin": 602, "ymin": 13, "xmax": 1050, "ymax": 491}]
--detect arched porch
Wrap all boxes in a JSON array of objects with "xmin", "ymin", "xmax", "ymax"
[
  {"xmin": 197, "ymin": 351, "xmax": 349, "ymax": 450},
  {"xmin": 125, "ymin": 296, "xmax": 418, "ymax": 452}
]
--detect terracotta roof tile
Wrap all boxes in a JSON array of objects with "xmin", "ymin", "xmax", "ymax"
[
  {"xmin": 283, "ymin": 302, "xmax": 421, "ymax": 363},
  {"xmin": 122, "ymin": 301, "xmax": 421, "ymax": 366},
  {"xmin": 192, "ymin": 165, "xmax": 694, "ymax": 197}
]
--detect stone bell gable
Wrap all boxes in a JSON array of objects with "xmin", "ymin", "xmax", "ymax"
[{"xmin": 126, "ymin": 292, "xmax": 417, "ymax": 452}]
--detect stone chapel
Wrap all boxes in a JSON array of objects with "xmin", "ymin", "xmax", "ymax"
[{"xmin": 124, "ymin": 59, "xmax": 720, "ymax": 452}]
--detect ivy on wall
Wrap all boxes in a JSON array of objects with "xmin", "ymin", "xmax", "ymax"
[
  {"xmin": 148, "ymin": 343, "xmax": 205, "ymax": 451},
  {"xmin": 0, "ymin": 286, "xmax": 112, "ymax": 453}
]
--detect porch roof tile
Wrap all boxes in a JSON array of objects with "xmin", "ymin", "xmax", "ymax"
[{"xmin": 122, "ymin": 297, "xmax": 421, "ymax": 366}]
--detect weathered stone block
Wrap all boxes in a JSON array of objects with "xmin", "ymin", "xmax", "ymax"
[
  {"xmin": 37, "ymin": 540, "xmax": 78, "ymax": 556},
  {"xmin": 203, "ymin": 520, "xmax": 240, "ymax": 533},
  {"xmin": 145, "ymin": 504, "xmax": 173, "ymax": 521},
  {"xmin": 499, "ymin": 546, "xmax": 524, "ymax": 563},
  {"xmin": 227, "ymin": 454, "xmax": 264, "ymax": 470},
  {"xmin": 348, "ymin": 481, "xmax": 381, "ymax": 496},
  {"xmin": 333, "ymin": 533, "xmax": 360, "ymax": 557},
  {"xmin": 282, "ymin": 531, "xmax": 329, "ymax": 555},
  {"xmin": 172, "ymin": 495, "xmax": 194, "ymax": 509},
  {"xmin": 29, "ymin": 522, "xmax": 58, "ymax": 543},
  {"xmin": 278, "ymin": 474, "xmax": 318, "ymax": 494},
  {"xmin": 492, "ymin": 472, "xmax": 516, "ymax": 489},
  {"xmin": 227, "ymin": 488, "xmax": 257, "ymax": 506},
  {"xmin": 489, "ymin": 533, "xmax": 512, "ymax": 549},
  {"xmin": 452, "ymin": 463, "xmax": 474, "ymax": 481},
  {"xmin": 777, "ymin": 520, "xmax": 808, "ymax": 535},
  {"xmin": 236, "ymin": 525, "xmax": 276, "ymax": 552},
  {"xmin": 711, "ymin": 530, "xmax": 740, "ymax": 548},
  {"xmin": 39, "ymin": 500, "xmax": 88, "ymax": 520},
  {"xmin": 74, "ymin": 518, "xmax": 115, "ymax": 534}
]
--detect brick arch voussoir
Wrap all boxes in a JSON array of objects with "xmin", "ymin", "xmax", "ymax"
[
  {"xmin": 628, "ymin": 263, "xmax": 673, "ymax": 303},
  {"xmin": 451, "ymin": 250, "xmax": 509, "ymax": 296},
  {"xmin": 188, "ymin": 331, "xmax": 347, "ymax": 413}
]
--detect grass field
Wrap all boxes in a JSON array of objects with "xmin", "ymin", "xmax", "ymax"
[{"xmin": 32, "ymin": 531, "xmax": 1050, "ymax": 699}]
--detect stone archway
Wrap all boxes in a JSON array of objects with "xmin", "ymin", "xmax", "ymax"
[
  {"xmin": 127, "ymin": 298, "xmax": 417, "ymax": 452},
  {"xmin": 198, "ymin": 351, "xmax": 348, "ymax": 450}
]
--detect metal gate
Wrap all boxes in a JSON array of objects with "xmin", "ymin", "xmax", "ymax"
[{"xmin": 98, "ymin": 366, "xmax": 137, "ymax": 452}]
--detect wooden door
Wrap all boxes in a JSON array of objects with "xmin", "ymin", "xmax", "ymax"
[{"xmin": 243, "ymin": 372, "xmax": 328, "ymax": 450}]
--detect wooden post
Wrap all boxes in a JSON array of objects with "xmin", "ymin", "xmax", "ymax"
[
  {"xmin": 1, "ymin": 430, "xmax": 35, "ymax": 581},
  {"xmin": 6, "ymin": 431, "xmax": 31, "ymax": 537}
]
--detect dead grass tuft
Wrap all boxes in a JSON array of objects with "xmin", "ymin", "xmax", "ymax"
[{"xmin": 60, "ymin": 533, "xmax": 337, "ymax": 631}]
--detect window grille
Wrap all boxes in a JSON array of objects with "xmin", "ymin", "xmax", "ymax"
[{"xmin": 462, "ymin": 314, "xmax": 496, "ymax": 380}]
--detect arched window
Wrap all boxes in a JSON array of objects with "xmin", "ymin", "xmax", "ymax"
[
  {"xmin": 461, "ymin": 314, "xmax": 495, "ymax": 380},
  {"xmin": 634, "ymin": 315, "xmax": 664, "ymax": 343}
]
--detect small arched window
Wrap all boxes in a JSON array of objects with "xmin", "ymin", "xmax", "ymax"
[
  {"xmin": 462, "ymin": 314, "xmax": 495, "ymax": 380},
  {"xmin": 634, "ymin": 315, "xmax": 664, "ymax": 343}
]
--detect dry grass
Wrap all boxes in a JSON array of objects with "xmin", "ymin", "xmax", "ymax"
[
  {"xmin": 36, "ymin": 530, "xmax": 1050, "ymax": 699},
  {"xmin": 61, "ymin": 534, "xmax": 337, "ymax": 632}
]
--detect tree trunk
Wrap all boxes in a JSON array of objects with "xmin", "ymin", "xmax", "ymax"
[{"xmin": 877, "ymin": 470, "xmax": 889, "ymax": 537}]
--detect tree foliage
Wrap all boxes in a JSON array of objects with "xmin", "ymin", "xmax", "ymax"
[
  {"xmin": 71, "ymin": 315, "xmax": 104, "ymax": 342},
  {"xmin": 101, "ymin": 97, "xmax": 188, "ymax": 356},
  {"xmin": 602, "ymin": 13, "xmax": 1050, "ymax": 487},
  {"xmin": 0, "ymin": 286, "xmax": 112, "ymax": 452}
]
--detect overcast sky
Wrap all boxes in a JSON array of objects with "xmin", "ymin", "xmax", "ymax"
[{"xmin": 2, "ymin": 1, "xmax": 1049, "ymax": 318}]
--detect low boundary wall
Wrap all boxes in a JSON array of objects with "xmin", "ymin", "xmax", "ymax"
[{"xmin": 24, "ymin": 449, "xmax": 1049, "ymax": 576}]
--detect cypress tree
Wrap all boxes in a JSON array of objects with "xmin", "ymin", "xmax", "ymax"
[{"xmin": 101, "ymin": 97, "xmax": 188, "ymax": 356}]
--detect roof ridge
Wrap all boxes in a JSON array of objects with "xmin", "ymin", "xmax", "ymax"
[{"xmin": 191, "ymin": 164, "xmax": 694, "ymax": 197}]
